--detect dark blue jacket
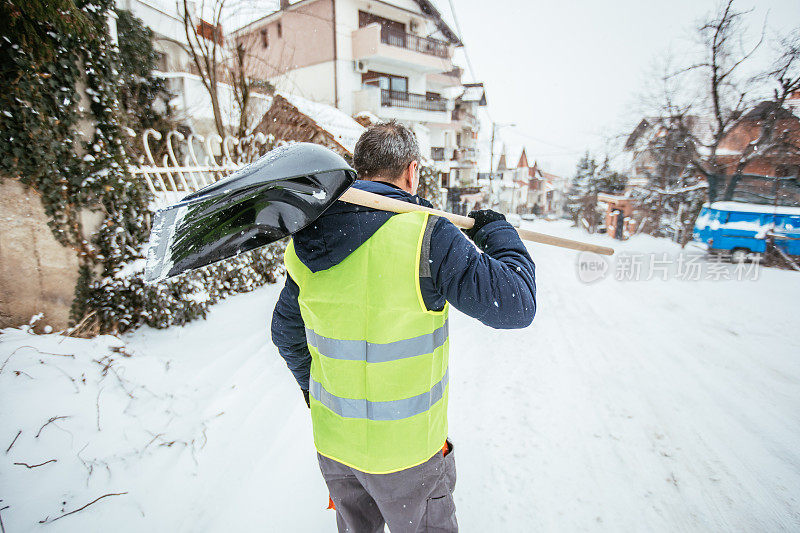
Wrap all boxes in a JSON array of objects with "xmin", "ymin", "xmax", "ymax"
[{"xmin": 271, "ymin": 180, "xmax": 536, "ymax": 390}]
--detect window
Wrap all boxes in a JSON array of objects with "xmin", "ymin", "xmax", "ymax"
[
  {"xmin": 277, "ymin": 22, "xmax": 282, "ymax": 38},
  {"xmin": 261, "ymin": 29, "xmax": 268, "ymax": 48},
  {"xmin": 362, "ymin": 71, "xmax": 408, "ymax": 95},
  {"xmin": 727, "ymin": 211, "xmax": 762, "ymax": 225},
  {"xmin": 777, "ymin": 215, "xmax": 800, "ymax": 230},
  {"xmin": 155, "ymin": 52, "xmax": 167, "ymax": 71}
]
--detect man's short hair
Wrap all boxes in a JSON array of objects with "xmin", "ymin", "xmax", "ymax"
[{"xmin": 353, "ymin": 120, "xmax": 421, "ymax": 181}]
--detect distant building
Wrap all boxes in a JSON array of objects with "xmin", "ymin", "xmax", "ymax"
[
  {"xmin": 488, "ymin": 148, "xmax": 563, "ymax": 215},
  {"xmin": 441, "ymin": 83, "xmax": 486, "ymax": 187},
  {"xmin": 624, "ymin": 94, "xmax": 800, "ymax": 204},
  {"xmin": 714, "ymin": 99, "xmax": 800, "ymax": 178}
]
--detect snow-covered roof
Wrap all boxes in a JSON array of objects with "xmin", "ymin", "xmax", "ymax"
[
  {"xmin": 706, "ymin": 201, "xmax": 800, "ymax": 215},
  {"xmin": 354, "ymin": 110, "xmax": 380, "ymax": 123},
  {"xmin": 280, "ymin": 92, "xmax": 365, "ymax": 154}
]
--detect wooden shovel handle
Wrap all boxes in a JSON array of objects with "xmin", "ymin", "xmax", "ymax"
[{"xmin": 338, "ymin": 188, "xmax": 615, "ymax": 256}]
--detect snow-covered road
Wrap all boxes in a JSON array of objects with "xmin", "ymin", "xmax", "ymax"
[{"xmin": 2, "ymin": 221, "xmax": 799, "ymax": 531}]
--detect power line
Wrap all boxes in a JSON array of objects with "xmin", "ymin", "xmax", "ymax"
[
  {"xmin": 506, "ymin": 126, "xmax": 582, "ymax": 154},
  {"xmin": 445, "ymin": 0, "xmax": 494, "ymax": 123}
]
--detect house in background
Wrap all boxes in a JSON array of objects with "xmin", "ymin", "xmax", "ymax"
[
  {"xmin": 624, "ymin": 93, "xmax": 800, "ymax": 205},
  {"xmin": 714, "ymin": 99, "xmax": 800, "ymax": 178},
  {"xmin": 441, "ymin": 83, "xmax": 487, "ymax": 213},
  {"xmin": 233, "ymin": 0, "xmax": 482, "ymax": 176},
  {"xmin": 489, "ymin": 148, "xmax": 565, "ymax": 215},
  {"xmin": 440, "ymin": 82, "xmax": 487, "ymax": 187}
]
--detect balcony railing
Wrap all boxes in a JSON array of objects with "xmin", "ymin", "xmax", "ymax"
[
  {"xmin": 431, "ymin": 147, "xmax": 445, "ymax": 161},
  {"xmin": 456, "ymin": 147, "xmax": 478, "ymax": 161},
  {"xmin": 380, "ymin": 89, "xmax": 447, "ymax": 112},
  {"xmin": 380, "ymin": 29, "xmax": 450, "ymax": 59}
]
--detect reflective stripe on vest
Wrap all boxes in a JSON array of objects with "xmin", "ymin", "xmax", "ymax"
[
  {"xmin": 305, "ymin": 320, "xmax": 448, "ymax": 363},
  {"xmin": 284, "ymin": 210, "xmax": 450, "ymax": 474},
  {"xmin": 310, "ymin": 369, "xmax": 449, "ymax": 421}
]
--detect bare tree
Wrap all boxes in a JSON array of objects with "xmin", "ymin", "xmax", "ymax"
[
  {"xmin": 181, "ymin": 0, "xmax": 228, "ymax": 137},
  {"xmin": 177, "ymin": 0, "xmax": 285, "ymax": 139},
  {"xmin": 633, "ymin": 0, "xmax": 800, "ymax": 244}
]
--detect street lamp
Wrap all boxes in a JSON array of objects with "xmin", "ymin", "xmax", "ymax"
[{"xmin": 489, "ymin": 122, "xmax": 515, "ymax": 179}]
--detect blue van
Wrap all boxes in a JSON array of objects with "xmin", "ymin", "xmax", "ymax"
[{"xmin": 693, "ymin": 201, "xmax": 800, "ymax": 261}]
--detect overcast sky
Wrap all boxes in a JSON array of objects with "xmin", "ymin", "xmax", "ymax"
[{"xmin": 440, "ymin": 0, "xmax": 800, "ymax": 176}]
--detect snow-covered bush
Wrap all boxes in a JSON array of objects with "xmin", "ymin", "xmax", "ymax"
[{"xmin": 74, "ymin": 244, "xmax": 285, "ymax": 334}]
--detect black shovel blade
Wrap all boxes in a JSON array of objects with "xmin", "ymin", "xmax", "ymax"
[{"xmin": 144, "ymin": 143, "xmax": 357, "ymax": 283}]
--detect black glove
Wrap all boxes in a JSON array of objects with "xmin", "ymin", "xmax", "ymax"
[
  {"xmin": 302, "ymin": 389, "xmax": 310, "ymax": 408},
  {"xmin": 463, "ymin": 209, "xmax": 506, "ymax": 241}
]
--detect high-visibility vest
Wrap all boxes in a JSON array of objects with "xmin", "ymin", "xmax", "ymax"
[{"xmin": 284, "ymin": 211, "xmax": 449, "ymax": 474}]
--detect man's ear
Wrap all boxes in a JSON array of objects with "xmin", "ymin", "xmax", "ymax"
[{"xmin": 406, "ymin": 160, "xmax": 419, "ymax": 193}]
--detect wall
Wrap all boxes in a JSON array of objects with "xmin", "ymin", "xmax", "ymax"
[
  {"xmin": 0, "ymin": 181, "xmax": 81, "ymax": 331},
  {"xmin": 238, "ymin": 0, "xmax": 335, "ymax": 80},
  {"xmin": 268, "ymin": 62, "xmax": 338, "ymax": 106}
]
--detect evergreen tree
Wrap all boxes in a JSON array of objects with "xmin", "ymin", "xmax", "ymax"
[
  {"xmin": 596, "ymin": 157, "xmax": 627, "ymax": 194},
  {"xmin": 566, "ymin": 152, "xmax": 600, "ymax": 230}
]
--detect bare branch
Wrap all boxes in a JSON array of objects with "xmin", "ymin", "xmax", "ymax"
[
  {"xmin": 14, "ymin": 459, "xmax": 57, "ymax": 469},
  {"xmin": 39, "ymin": 493, "xmax": 128, "ymax": 524},
  {"xmin": 5, "ymin": 431, "xmax": 21, "ymax": 454},
  {"xmin": 36, "ymin": 416, "xmax": 71, "ymax": 438}
]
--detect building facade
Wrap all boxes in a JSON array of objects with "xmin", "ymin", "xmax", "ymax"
[{"xmin": 234, "ymin": 0, "xmax": 482, "ymax": 172}]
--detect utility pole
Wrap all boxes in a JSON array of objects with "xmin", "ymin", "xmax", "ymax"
[
  {"xmin": 490, "ymin": 124, "xmax": 496, "ymax": 178},
  {"xmin": 489, "ymin": 122, "xmax": 515, "ymax": 179}
]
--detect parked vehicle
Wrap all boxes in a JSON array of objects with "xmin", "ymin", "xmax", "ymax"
[{"xmin": 693, "ymin": 201, "xmax": 800, "ymax": 261}]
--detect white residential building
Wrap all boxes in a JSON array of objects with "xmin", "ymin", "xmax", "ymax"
[{"xmin": 234, "ymin": 0, "xmax": 480, "ymax": 170}]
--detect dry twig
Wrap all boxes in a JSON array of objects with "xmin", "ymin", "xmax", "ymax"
[
  {"xmin": 5, "ymin": 431, "xmax": 21, "ymax": 454},
  {"xmin": 0, "ymin": 502, "xmax": 8, "ymax": 533},
  {"xmin": 38, "ymin": 492, "xmax": 128, "ymax": 524},
  {"xmin": 36, "ymin": 416, "xmax": 70, "ymax": 438},
  {"xmin": 14, "ymin": 459, "xmax": 57, "ymax": 468},
  {"xmin": 1, "ymin": 346, "xmax": 74, "ymax": 375}
]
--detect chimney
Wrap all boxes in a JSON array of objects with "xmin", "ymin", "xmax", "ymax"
[{"xmin": 280, "ymin": 0, "xmax": 290, "ymax": 9}]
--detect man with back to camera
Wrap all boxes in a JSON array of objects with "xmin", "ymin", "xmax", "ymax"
[{"xmin": 271, "ymin": 121, "xmax": 536, "ymax": 532}]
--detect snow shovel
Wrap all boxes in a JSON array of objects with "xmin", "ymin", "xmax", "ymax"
[{"xmin": 144, "ymin": 143, "xmax": 613, "ymax": 283}]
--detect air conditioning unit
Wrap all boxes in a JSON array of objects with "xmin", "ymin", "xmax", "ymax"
[{"xmin": 353, "ymin": 60, "xmax": 368, "ymax": 73}]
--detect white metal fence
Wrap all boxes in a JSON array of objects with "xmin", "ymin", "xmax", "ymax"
[{"xmin": 130, "ymin": 128, "xmax": 273, "ymax": 208}]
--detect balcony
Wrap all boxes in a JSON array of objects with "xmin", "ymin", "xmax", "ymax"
[
  {"xmin": 427, "ymin": 67, "xmax": 463, "ymax": 89},
  {"xmin": 352, "ymin": 23, "xmax": 452, "ymax": 73},
  {"xmin": 353, "ymin": 86, "xmax": 451, "ymax": 123},
  {"xmin": 380, "ymin": 29, "xmax": 449, "ymax": 59},
  {"xmin": 454, "ymin": 147, "xmax": 478, "ymax": 163},
  {"xmin": 381, "ymin": 89, "xmax": 447, "ymax": 112}
]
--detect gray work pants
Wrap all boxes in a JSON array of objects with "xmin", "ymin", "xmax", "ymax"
[{"xmin": 317, "ymin": 440, "xmax": 457, "ymax": 533}]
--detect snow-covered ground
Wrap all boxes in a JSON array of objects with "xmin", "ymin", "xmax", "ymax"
[{"xmin": 2, "ymin": 220, "xmax": 799, "ymax": 532}]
